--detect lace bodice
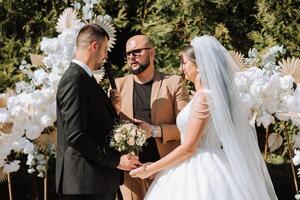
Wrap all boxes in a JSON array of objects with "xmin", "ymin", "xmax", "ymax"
[{"xmin": 176, "ymin": 90, "xmax": 222, "ymax": 149}]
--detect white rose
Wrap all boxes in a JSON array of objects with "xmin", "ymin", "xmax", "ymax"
[
  {"xmin": 280, "ymin": 75, "xmax": 294, "ymax": 90},
  {"xmin": 127, "ymin": 137, "xmax": 135, "ymax": 146},
  {"xmin": 114, "ymin": 133, "xmax": 122, "ymax": 143}
]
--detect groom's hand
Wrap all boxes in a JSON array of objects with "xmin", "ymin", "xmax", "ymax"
[{"xmin": 117, "ymin": 154, "xmax": 141, "ymax": 171}]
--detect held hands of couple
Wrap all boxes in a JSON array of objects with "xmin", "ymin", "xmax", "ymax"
[
  {"xmin": 109, "ymin": 89, "xmax": 121, "ymax": 114},
  {"xmin": 117, "ymin": 154, "xmax": 141, "ymax": 171},
  {"xmin": 129, "ymin": 163, "xmax": 155, "ymax": 179}
]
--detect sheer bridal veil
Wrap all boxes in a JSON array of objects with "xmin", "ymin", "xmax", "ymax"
[{"xmin": 191, "ymin": 36, "xmax": 277, "ymax": 200}]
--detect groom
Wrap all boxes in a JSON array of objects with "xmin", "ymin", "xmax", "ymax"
[{"xmin": 56, "ymin": 24, "xmax": 140, "ymax": 200}]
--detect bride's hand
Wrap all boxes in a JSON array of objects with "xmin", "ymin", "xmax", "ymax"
[{"xmin": 129, "ymin": 163, "xmax": 153, "ymax": 179}]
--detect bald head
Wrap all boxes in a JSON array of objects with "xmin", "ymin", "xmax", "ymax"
[{"xmin": 126, "ymin": 35, "xmax": 154, "ymax": 52}]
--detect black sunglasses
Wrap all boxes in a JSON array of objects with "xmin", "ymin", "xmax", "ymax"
[{"xmin": 126, "ymin": 48, "xmax": 151, "ymax": 57}]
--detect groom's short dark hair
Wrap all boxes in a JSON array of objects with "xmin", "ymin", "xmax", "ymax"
[{"xmin": 76, "ymin": 23, "xmax": 109, "ymax": 48}]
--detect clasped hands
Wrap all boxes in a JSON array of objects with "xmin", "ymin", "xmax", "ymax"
[{"xmin": 117, "ymin": 154, "xmax": 154, "ymax": 179}]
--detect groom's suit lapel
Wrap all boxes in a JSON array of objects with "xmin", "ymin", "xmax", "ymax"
[
  {"xmin": 90, "ymin": 76, "xmax": 117, "ymax": 117},
  {"xmin": 71, "ymin": 63, "xmax": 117, "ymax": 117}
]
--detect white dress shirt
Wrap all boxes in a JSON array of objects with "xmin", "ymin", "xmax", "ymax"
[{"xmin": 72, "ymin": 59, "xmax": 93, "ymax": 77}]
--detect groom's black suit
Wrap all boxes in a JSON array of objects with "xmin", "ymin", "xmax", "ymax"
[{"xmin": 56, "ymin": 62, "xmax": 122, "ymax": 196}]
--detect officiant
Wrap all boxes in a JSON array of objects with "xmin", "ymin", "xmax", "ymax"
[{"xmin": 115, "ymin": 35, "xmax": 189, "ymax": 200}]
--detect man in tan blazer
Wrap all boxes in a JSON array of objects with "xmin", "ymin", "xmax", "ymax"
[{"xmin": 116, "ymin": 35, "xmax": 189, "ymax": 200}]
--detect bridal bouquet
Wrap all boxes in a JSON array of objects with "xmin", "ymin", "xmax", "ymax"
[{"xmin": 110, "ymin": 121, "xmax": 147, "ymax": 155}]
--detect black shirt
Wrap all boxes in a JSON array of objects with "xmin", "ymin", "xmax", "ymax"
[{"xmin": 133, "ymin": 80, "xmax": 160, "ymax": 163}]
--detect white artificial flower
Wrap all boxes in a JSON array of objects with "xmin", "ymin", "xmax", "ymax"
[
  {"xmin": 256, "ymin": 112, "xmax": 275, "ymax": 128},
  {"xmin": 263, "ymin": 45, "xmax": 285, "ymax": 65},
  {"xmin": 25, "ymin": 124, "xmax": 43, "ymax": 140},
  {"xmin": 286, "ymin": 96, "xmax": 300, "ymax": 113},
  {"xmin": 14, "ymin": 81, "xmax": 35, "ymax": 94},
  {"xmin": 82, "ymin": 4, "xmax": 93, "ymax": 20},
  {"xmin": 33, "ymin": 68, "xmax": 48, "ymax": 86},
  {"xmin": 28, "ymin": 168, "xmax": 35, "ymax": 174},
  {"xmin": 293, "ymin": 150, "xmax": 300, "ymax": 166},
  {"xmin": 3, "ymin": 160, "xmax": 21, "ymax": 173},
  {"xmin": 280, "ymin": 75, "xmax": 294, "ymax": 90},
  {"xmin": 40, "ymin": 115, "xmax": 53, "ymax": 127},
  {"xmin": 250, "ymin": 80, "xmax": 264, "ymax": 99},
  {"xmin": 294, "ymin": 132, "xmax": 300, "ymax": 148},
  {"xmin": 21, "ymin": 138, "xmax": 34, "ymax": 154},
  {"xmin": 21, "ymin": 60, "xmax": 27, "ymax": 65},
  {"xmin": 37, "ymin": 172, "xmax": 44, "ymax": 177},
  {"xmin": 58, "ymin": 30, "xmax": 77, "ymax": 49},
  {"xmin": 72, "ymin": 2, "xmax": 81, "ymax": 10},
  {"xmin": 0, "ymin": 108, "xmax": 9, "ymax": 123},
  {"xmin": 10, "ymin": 105, "xmax": 26, "ymax": 119},
  {"xmin": 248, "ymin": 48, "xmax": 258, "ymax": 58},
  {"xmin": 263, "ymin": 62, "xmax": 280, "ymax": 74},
  {"xmin": 26, "ymin": 154, "xmax": 35, "ymax": 165},
  {"xmin": 36, "ymin": 164, "xmax": 45, "ymax": 171},
  {"xmin": 40, "ymin": 37, "xmax": 61, "ymax": 55},
  {"xmin": 83, "ymin": 0, "xmax": 98, "ymax": 5}
]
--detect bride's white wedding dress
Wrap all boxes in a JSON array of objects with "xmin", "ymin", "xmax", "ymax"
[
  {"xmin": 145, "ymin": 91, "xmax": 247, "ymax": 200},
  {"xmin": 144, "ymin": 36, "xmax": 277, "ymax": 200}
]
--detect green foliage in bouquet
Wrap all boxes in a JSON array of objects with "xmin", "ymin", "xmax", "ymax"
[{"xmin": 249, "ymin": 0, "xmax": 300, "ymax": 58}]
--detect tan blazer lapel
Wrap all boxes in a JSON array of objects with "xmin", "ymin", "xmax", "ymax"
[
  {"xmin": 151, "ymin": 70, "xmax": 163, "ymax": 124},
  {"xmin": 122, "ymin": 75, "xmax": 134, "ymax": 120}
]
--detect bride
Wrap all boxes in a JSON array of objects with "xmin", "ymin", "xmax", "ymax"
[{"xmin": 129, "ymin": 36, "xmax": 278, "ymax": 200}]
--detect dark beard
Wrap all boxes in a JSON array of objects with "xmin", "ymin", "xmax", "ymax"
[
  {"xmin": 130, "ymin": 58, "xmax": 150, "ymax": 75},
  {"xmin": 130, "ymin": 64, "xmax": 149, "ymax": 75}
]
